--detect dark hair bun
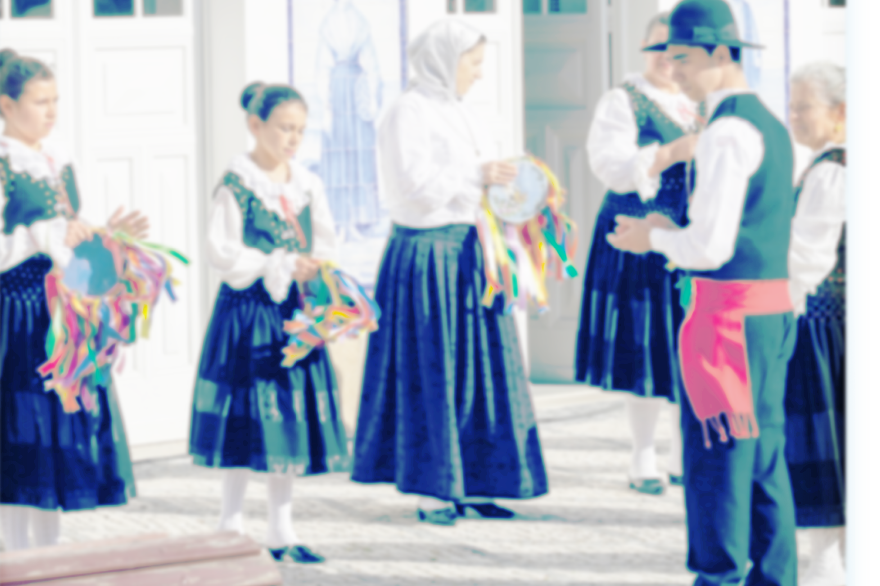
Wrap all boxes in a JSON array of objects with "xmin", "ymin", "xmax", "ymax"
[
  {"xmin": 240, "ymin": 81, "xmax": 266, "ymax": 111},
  {"xmin": 0, "ymin": 49, "xmax": 19, "ymax": 72}
]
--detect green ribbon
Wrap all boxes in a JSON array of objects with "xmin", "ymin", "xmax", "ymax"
[{"xmin": 676, "ymin": 275, "xmax": 693, "ymax": 310}]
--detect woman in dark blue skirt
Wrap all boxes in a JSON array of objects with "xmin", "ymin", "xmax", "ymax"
[
  {"xmin": 351, "ymin": 19, "xmax": 548, "ymax": 526},
  {"xmin": 574, "ymin": 13, "xmax": 698, "ymax": 495},
  {"xmin": 189, "ymin": 82, "xmax": 348, "ymax": 564},
  {"xmin": 785, "ymin": 62, "xmax": 847, "ymax": 585},
  {"xmin": 0, "ymin": 50, "xmax": 142, "ymax": 550}
]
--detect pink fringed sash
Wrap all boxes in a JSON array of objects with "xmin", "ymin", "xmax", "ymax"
[{"xmin": 678, "ymin": 278, "xmax": 792, "ymax": 448}]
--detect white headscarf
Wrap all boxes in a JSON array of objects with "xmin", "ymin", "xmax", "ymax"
[{"xmin": 407, "ymin": 18, "xmax": 484, "ymax": 102}]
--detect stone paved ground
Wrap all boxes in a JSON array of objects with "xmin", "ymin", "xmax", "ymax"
[{"xmin": 1, "ymin": 385, "xmax": 810, "ymax": 585}]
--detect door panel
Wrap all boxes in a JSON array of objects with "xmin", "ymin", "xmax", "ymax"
[{"xmin": 524, "ymin": 3, "xmax": 608, "ymax": 382}]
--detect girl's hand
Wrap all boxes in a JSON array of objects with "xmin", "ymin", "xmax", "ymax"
[
  {"xmin": 65, "ymin": 220, "xmax": 93, "ymax": 248},
  {"xmin": 293, "ymin": 256, "xmax": 321, "ymax": 283},
  {"xmin": 649, "ymin": 134, "xmax": 700, "ymax": 177},
  {"xmin": 482, "ymin": 161, "xmax": 518, "ymax": 186},
  {"xmin": 108, "ymin": 206, "xmax": 150, "ymax": 240}
]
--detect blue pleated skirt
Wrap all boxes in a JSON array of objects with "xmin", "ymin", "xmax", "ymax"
[
  {"xmin": 574, "ymin": 191, "xmax": 685, "ymax": 401},
  {"xmin": 1, "ymin": 255, "xmax": 136, "ymax": 511},
  {"xmin": 189, "ymin": 279, "xmax": 350, "ymax": 475},
  {"xmin": 784, "ymin": 288, "xmax": 845, "ymax": 527},
  {"xmin": 351, "ymin": 224, "xmax": 548, "ymax": 502}
]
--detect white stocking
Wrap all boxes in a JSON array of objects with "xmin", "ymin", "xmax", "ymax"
[
  {"xmin": 0, "ymin": 506, "xmax": 30, "ymax": 551},
  {"xmin": 626, "ymin": 394, "xmax": 664, "ymax": 480},
  {"xmin": 30, "ymin": 508, "xmax": 61, "ymax": 548},
  {"xmin": 417, "ymin": 495, "xmax": 453, "ymax": 511},
  {"xmin": 218, "ymin": 468, "xmax": 250, "ymax": 534},
  {"xmin": 265, "ymin": 473, "xmax": 299, "ymax": 549},
  {"xmin": 667, "ymin": 403, "xmax": 684, "ymax": 477},
  {"xmin": 802, "ymin": 526, "xmax": 847, "ymax": 586}
]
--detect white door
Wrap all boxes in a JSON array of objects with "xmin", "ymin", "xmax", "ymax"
[
  {"xmin": 522, "ymin": 0, "xmax": 608, "ymax": 382},
  {"xmin": 1, "ymin": 0, "xmax": 202, "ymax": 448}
]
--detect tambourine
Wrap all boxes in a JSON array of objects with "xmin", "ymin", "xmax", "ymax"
[
  {"xmin": 281, "ymin": 263, "xmax": 380, "ymax": 368},
  {"xmin": 476, "ymin": 154, "xmax": 578, "ymax": 314},
  {"xmin": 40, "ymin": 230, "xmax": 188, "ymax": 414},
  {"xmin": 487, "ymin": 157, "xmax": 551, "ymax": 224},
  {"xmin": 62, "ymin": 235, "xmax": 123, "ymax": 297}
]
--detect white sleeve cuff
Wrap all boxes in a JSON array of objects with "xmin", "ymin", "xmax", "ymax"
[
  {"xmin": 263, "ymin": 248, "xmax": 296, "ymax": 304},
  {"xmin": 788, "ymin": 280, "xmax": 807, "ymax": 317},
  {"xmin": 34, "ymin": 216, "xmax": 74, "ymax": 271},
  {"xmin": 633, "ymin": 143, "xmax": 661, "ymax": 202}
]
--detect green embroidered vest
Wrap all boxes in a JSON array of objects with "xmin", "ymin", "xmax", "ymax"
[
  {"xmin": 220, "ymin": 172, "xmax": 313, "ymax": 254},
  {"xmin": 0, "ymin": 155, "xmax": 80, "ymax": 234}
]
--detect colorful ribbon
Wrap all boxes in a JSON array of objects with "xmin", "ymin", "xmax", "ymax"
[
  {"xmin": 476, "ymin": 154, "xmax": 579, "ymax": 314},
  {"xmin": 39, "ymin": 230, "xmax": 189, "ymax": 414},
  {"xmin": 281, "ymin": 263, "xmax": 381, "ymax": 368}
]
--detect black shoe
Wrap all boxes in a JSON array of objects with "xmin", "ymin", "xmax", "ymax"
[
  {"xmin": 289, "ymin": 545, "xmax": 325, "ymax": 564},
  {"xmin": 629, "ymin": 478, "xmax": 665, "ymax": 495},
  {"xmin": 454, "ymin": 503, "xmax": 516, "ymax": 519},
  {"xmin": 268, "ymin": 545, "xmax": 325, "ymax": 564},
  {"xmin": 669, "ymin": 473, "xmax": 684, "ymax": 487},
  {"xmin": 417, "ymin": 507, "xmax": 457, "ymax": 526}
]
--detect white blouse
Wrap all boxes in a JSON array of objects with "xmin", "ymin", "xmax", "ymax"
[
  {"xmin": 649, "ymin": 88, "xmax": 765, "ymax": 271},
  {"xmin": 0, "ymin": 136, "xmax": 74, "ymax": 273},
  {"xmin": 376, "ymin": 88, "xmax": 496, "ymax": 229},
  {"xmin": 587, "ymin": 73, "xmax": 697, "ymax": 202},
  {"xmin": 788, "ymin": 143, "xmax": 846, "ymax": 316},
  {"xmin": 207, "ymin": 153, "xmax": 338, "ymax": 304}
]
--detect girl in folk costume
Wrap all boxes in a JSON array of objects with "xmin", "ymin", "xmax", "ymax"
[
  {"xmin": 351, "ymin": 19, "xmax": 548, "ymax": 525},
  {"xmin": 575, "ymin": 12, "xmax": 698, "ymax": 495},
  {"xmin": 0, "ymin": 49, "xmax": 148, "ymax": 550},
  {"xmin": 188, "ymin": 83, "xmax": 348, "ymax": 565},
  {"xmin": 784, "ymin": 62, "xmax": 847, "ymax": 586}
]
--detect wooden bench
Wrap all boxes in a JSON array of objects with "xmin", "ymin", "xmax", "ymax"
[{"xmin": 0, "ymin": 532, "xmax": 282, "ymax": 586}]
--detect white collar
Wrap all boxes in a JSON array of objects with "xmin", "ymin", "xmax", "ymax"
[
  {"xmin": 0, "ymin": 135, "xmax": 71, "ymax": 184},
  {"xmin": 623, "ymin": 72, "xmax": 697, "ymax": 127},
  {"xmin": 705, "ymin": 87, "xmax": 756, "ymax": 120},
  {"xmin": 815, "ymin": 141, "xmax": 845, "ymax": 157},
  {"xmin": 226, "ymin": 153, "xmax": 312, "ymax": 216}
]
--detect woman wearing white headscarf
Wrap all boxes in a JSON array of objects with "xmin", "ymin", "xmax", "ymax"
[{"xmin": 351, "ymin": 19, "xmax": 548, "ymax": 526}]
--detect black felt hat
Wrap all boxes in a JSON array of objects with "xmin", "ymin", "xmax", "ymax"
[{"xmin": 644, "ymin": 0, "xmax": 763, "ymax": 52}]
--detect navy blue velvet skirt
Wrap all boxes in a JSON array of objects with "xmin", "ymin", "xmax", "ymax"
[
  {"xmin": 351, "ymin": 224, "xmax": 548, "ymax": 502},
  {"xmin": 1, "ymin": 255, "xmax": 136, "ymax": 511},
  {"xmin": 574, "ymin": 192, "xmax": 685, "ymax": 401},
  {"xmin": 189, "ymin": 279, "xmax": 350, "ymax": 475},
  {"xmin": 784, "ymin": 287, "xmax": 845, "ymax": 527}
]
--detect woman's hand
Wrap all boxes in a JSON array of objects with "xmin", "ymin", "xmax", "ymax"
[
  {"xmin": 293, "ymin": 256, "xmax": 321, "ymax": 283},
  {"xmin": 108, "ymin": 206, "xmax": 150, "ymax": 240},
  {"xmin": 482, "ymin": 161, "xmax": 518, "ymax": 187},
  {"xmin": 64, "ymin": 220, "xmax": 93, "ymax": 248},
  {"xmin": 649, "ymin": 134, "xmax": 699, "ymax": 177}
]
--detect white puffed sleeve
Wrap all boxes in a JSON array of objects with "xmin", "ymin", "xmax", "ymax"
[
  {"xmin": 207, "ymin": 186, "xmax": 299, "ymax": 303},
  {"xmin": 306, "ymin": 175, "xmax": 339, "ymax": 264},
  {"xmin": 587, "ymin": 88, "xmax": 661, "ymax": 201},
  {"xmin": 788, "ymin": 161, "xmax": 846, "ymax": 315},
  {"xmin": 378, "ymin": 98, "xmax": 483, "ymax": 216}
]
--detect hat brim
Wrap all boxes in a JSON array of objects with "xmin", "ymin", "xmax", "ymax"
[{"xmin": 644, "ymin": 39, "xmax": 764, "ymax": 52}]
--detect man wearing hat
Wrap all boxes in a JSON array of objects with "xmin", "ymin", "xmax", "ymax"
[{"xmin": 606, "ymin": 0, "xmax": 798, "ymax": 584}]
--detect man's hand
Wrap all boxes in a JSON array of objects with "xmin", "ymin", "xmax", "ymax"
[
  {"xmin": 108, "ymin": 206, "xmax": 150, "ymax": 240},
  {"xmin": 606, "ymin": 215, "xmax": 653, "ymax": 254},
  {"xmin": 645, "ymin": 212, "xmax": 678, "ymax": 231}
]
